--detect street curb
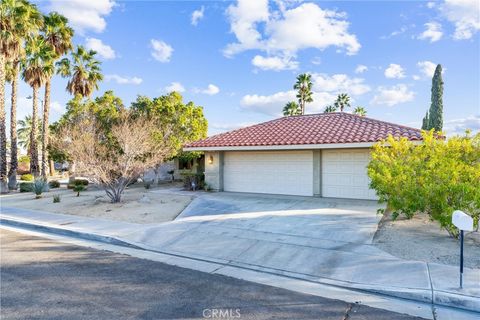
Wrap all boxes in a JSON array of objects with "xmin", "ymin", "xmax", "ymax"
[
  {"xmin": 0, "ymin": 218, "xmax": 143, "ymax": 250},
  {"xmin": 1, "ymin": 215, "xmax": 478, "ymax": 314}
]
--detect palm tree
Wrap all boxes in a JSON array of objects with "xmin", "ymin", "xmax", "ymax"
[
  {"xmin": 57, "ymin": 45, "xmax": 103, "ymax": 98},
  {"xmin": 41, "ymin": 12, "xmax": 73, "ymax": 178},
  {"xmin": 293, "ymin": 73, "xmax": 313, "ymax": 115},
  {"xmin": 0, "ymin": 0, "xmax": 43, "ymax": 192},
  {"xmin": 323, "ymin": 105, "xmax": 337, "ymax": 113},
  {"xmin": 334, "ymin": 93, "xmax": 351, "ymax": 112},
  {"xmin": 353, "ymin": 106, "xmax": 367, "ymax": 117},
  {"xmin": 282, "ymin": 101, "xmax": 301, "ymax": 116},
  {"xmin": 17, "ymin": 114, "xmax": 42, "ymax": 154},
  {"xmin": 22, "ymin": 36, "xmax": 55, "ymax": 177}
]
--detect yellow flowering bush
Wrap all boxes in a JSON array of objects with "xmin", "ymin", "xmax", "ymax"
[{"xmin": 368, "ymin": 130, "xmax": 480, "ymax": 237}]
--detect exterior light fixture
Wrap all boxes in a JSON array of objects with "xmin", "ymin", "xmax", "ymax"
[{"xmin": 208, "ymin": 155, "xmax": 214, "ymax": 164}]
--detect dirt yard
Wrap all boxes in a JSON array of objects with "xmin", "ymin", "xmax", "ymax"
[
  {"xmin": 0, "ymin": 183, "xmax": 193, "ymax": 224},
  {"xmin": 374, "ymin": 211, "xmax": 480, "ymax": 268}
]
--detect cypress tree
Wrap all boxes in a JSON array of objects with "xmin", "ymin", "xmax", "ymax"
[
  {"xmin": 421, "ymin": 111, "xmax": 429, "ymax": 130},
  {"xmin": 428, "ymin": 64, "xmax": 444, "ymax": 131}
]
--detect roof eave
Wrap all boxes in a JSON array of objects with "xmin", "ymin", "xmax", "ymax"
[{"xmin": 183, "ymin": 140, "xmax": 423, "ymax": 152}]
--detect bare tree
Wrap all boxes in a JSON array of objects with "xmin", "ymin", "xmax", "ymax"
[{"xmin": 57, "ymin": 113, "xmax": 171, "ymax": 203}]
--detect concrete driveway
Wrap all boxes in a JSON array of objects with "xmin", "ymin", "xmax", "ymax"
[{"xmin": 177, "ymin": 192, "xmax": 383, "ymax": 245}]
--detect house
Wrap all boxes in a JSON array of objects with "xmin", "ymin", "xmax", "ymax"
[{"xmin": 183, "ymin": 112, "xmax": 423, "ymax": 200}]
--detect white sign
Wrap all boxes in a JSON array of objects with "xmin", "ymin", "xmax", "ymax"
[{"xmin": 452, "ymin": 210, "xmax": 474, "ymax": 231}]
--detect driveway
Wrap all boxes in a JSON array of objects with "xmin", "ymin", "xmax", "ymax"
[{"xmin": 177, "ymin": 192, "xmax": 383, "ymax": 245}]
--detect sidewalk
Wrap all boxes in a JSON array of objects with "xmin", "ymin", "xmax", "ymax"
[{"xmin": 1, "ymin": 206, "xmax": 479, "ymax": 314}]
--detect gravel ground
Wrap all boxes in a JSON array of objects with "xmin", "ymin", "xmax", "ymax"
[
  {"xmin": 0, "ymin": 183, "xmax": 193, "ymax": 224},
  {"xmin": 374, "ymin": 211, "xmax": 480, "ymax": 268}
]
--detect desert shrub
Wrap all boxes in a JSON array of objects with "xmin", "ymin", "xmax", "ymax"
[
  {"xmin": 368, "ymin": 130, "xmax": 480, "ymax": 237},
  {"xmin": 68, "ymin": 179, "xmax": 89, "ymax": 189},
  {"xmin": 181, "ymin": 172, "xmax": 204, "ymax": 190},
  {"xmin": 53, "ymin": 194, "xmax": 61, "ymax": 203},
  {"xmin": 49, "ymin": 180, "xmax": 61, "ymax": 188},
  {"xmin": 73, "ymin": 184, "xmax": 85, "ymax": 197},
  {"xmin": 32, "ymin": 179, "xmax": 48, "ymax": 199},
  {"xmin": 144, "ymin": 180, "xmax": 152, "ymax": 189},
  {"xmin": 20, "ymin": 174, "xmax": 34, "ymax": 181},
  {"xmin": 19, "ymin": 182, "xmax": 33, "ymax": 192}
]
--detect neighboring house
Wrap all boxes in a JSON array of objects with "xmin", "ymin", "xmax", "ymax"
[{"xmin": 183, "ymin": 112, "xmax": 423, "ymax": 200}]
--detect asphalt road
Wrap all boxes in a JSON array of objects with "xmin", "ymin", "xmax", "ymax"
[{"xmin": 0, "ymin": 229, "xmax": 425, "ymax": 320}]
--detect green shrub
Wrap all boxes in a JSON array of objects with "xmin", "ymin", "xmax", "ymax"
[
  {"xmin": 144, "ymin": 180, "xmax": 152, "ymax": 189},
  {"xmin": 68, "ymin": 179, "xmax": 89, "ymax": 189},
  {"xmin": 32, "ymin": 179, "xmax": 48, "ymax": 199},
  {"xmin": 368, "ymin": 130, "xmax": 480, "ymax": 237},
  {"xmin": 20, "ymin": 174, "xmax": 34, "ymax": 181},
  {"xmin": 74, "ymin": 179, "xmax": 89, "ymax": 186},
  {"xmin": 181, "ymin": 172, "xmax": 204, "ymax": 190},
  {"xmin": 73, "ymin": 185, "xmax": 85, "ymax": 197},
  {"xmin": 49, "ymin": 180, "xmax": 61, "ymax": 188},
  {"xmin": 53, "ymin": 194, "xmax": 61, "ymax": 203},
  {"xmin": 19, "ymin": 182, "xmax": 33, "ymax": 192}
]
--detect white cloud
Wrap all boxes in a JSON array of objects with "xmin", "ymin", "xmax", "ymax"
[
  {"xmin": 384, "ymin": 63, "xmax": 406, "ymax": 79},
  {"xmin": 191, "ymin": 6, "xmax": 205, "ymax": 26},
  {"xmin": 427, "ymin": 2, "xmax": 436, "ymax": 9},
  {"xmin": 444, "ymin": 114, "xmax": 480, "ymax": 136},
  {"xmin": 418, "ymin": 22, "xmax": 443, "ymax": 42},
  {"xmin": 311, "ymin": 73, "xmax": 371, "ymax": 95},
  {"xmin": 251, "ymin": 55, "xmax": 298, "ymax": 71},
  {"xmin": 355, "ymin": 64, "xmax": 368, "ymax": 74},
  {"xmin": 194, "ymin": 84, "xmax": 220, "ymax": 95},
  {"xmin": 241, "ymin": 73, "xmax": 370, "ymax": 116},
  {"xmin": 85, "ymin": 38, "xmax": 116, "ymax": 60},
  {"xmin": 439, "ymin": 0, "xmax": 480, "ymax": 40},
  {"xmin": 412, "ymin": 75, "xmax": 421, "ymax": 81},
  {"xmin": 311, "ymin": 57, "xmax": 322, "ymax": 65},
  {"xmin": 371, "ymin": 84, "xmax": 415, "ymax": 106},
  {"xmin": 164, "ymin": 82, "xmax": 185, "ymax": 93},
  {"xmin": 380, "ymin": 25, "xmax": 409, "ymax": 39},
  {"xmin": 49, "ymin": 0, "xmax": 115, "ymax": 34},
  {"xmin": 51, "ymin": 101, "xmax": 65, "ymax": 114},
  {"xmin": 105, "ymin": 74, "xmax": 142, "ymax": 85},
  {"xmin": 150, "ymin": 39, "xmax": 173, "ymax": 63},
  {"xmin": 417, "ymin": 60, "xmax": 439, "ymax": 78},
  {"xmin": 241, "ymin": 90, "xmax": 296, "ymax": 116},
  {"xmin": 224, "ymin": 1, "xmax": 360, "ymax": 69}
]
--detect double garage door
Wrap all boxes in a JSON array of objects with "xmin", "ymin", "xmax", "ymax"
[{"xmin": 223, "ymin": 149, "xmax": 377, "ymax": 200}]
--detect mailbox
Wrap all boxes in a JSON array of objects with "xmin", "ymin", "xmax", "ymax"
[{"xmin": 452, "ymin": 210, "xmax": 473, "ymax": 231}]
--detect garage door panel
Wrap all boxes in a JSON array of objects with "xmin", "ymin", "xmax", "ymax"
[
  {"xmin": 322, "ymin": 149, "xmax": 378, "ymax": 200},
  {"xmin": 224, "ymin": 151, "xmax": 313, "ymax": 196}
]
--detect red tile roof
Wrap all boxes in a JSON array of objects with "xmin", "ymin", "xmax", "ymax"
[{"xmin": 185, "ymin": 112, "xmax": 423, "ymax": 149}]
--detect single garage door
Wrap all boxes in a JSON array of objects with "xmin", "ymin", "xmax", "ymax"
[
  {"xmin": 224, "ymin": 151, "xmax": 313, "ymax": 196},
  {"xmin": 322, "ymin": 149, "xmax": 377, "ymax": 200}
]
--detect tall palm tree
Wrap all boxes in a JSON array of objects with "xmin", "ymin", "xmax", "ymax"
[
  {"xmin": 17, "ymin": 114, "xmax": 41, "ymax": 154},
  {"xmin": 293, "ymin": 73, "xmax": 313, "ymax": 115},
  {"xmin": 323, "ymin": 105, "xmax": 337, "ymax": 113},
  {"xmin": 282, "ymin": 101, "xmax": 301, "ymax": 116},
  {"xmin": 22, "ymin": 36, "xmax": 55, "ymax": 177},
  {"xmin": 41, "ymin": 12, "xmax": 73, "ymax": 178},
  {"xmin": 57, "ymin": 45, "xmax": 103, "ymax": 98},
  {"xmin": 334, "ymin": 93, "xmax": 351, "ymax": 112},
  {"xmin": 353, "ymin": 106, "xmax": 367, "ymax": 117},
  {"xmin": 0, "ymin": 0, "xmax": 43, "ymax": 192}
]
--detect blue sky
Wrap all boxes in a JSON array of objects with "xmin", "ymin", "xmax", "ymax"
[{"xmin": 9, "ymin": 0, "xmax": 480, "ymax": 137}]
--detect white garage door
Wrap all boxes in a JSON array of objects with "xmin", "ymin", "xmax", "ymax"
[
  {"xmin": 224, "ymin": 151, "xmax": 313, "ymax": 196},
  {"xmin": 322, "ymin": 149, "xmax": 377, "ymax": 200}
]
